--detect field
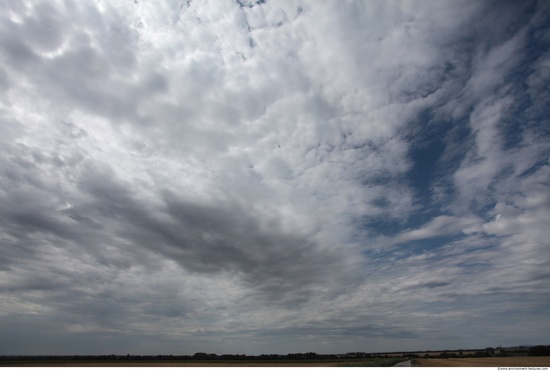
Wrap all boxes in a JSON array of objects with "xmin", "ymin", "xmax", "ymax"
[
  {"xmin": 0, "ymin": 362, "xmax": 341, "ymax": 367},
  {"xmin": 5, "ymin": 356, "xmax": 549, "ymax": 367},
  {"xmin": 414, "ymin": 356, "xmax": 550, "ymax": 367},
  {"xmin": 0, "ymin": 358, "xmax": 408, "ymax": 367},
  {"xmin": 0, "ymin": 357, "xmax": 407, "ymax": 367}
]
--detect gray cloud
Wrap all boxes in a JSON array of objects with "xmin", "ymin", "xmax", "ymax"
[{"xmin": 0, "ymin": 0, "xmax": 549, "ymax": 355}]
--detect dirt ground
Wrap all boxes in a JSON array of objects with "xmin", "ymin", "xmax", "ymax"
[
  {"xmin": 0, "ymin": 361, "xmax": 345, "ymax": 367},
  {"xmin": 415, "ymin": 356, "xmax": 550, "ymax": 367}
]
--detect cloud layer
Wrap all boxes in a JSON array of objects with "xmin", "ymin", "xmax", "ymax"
[{"xmin": 1, "ymin": 0, "xmax": 549, "ymax": 355}]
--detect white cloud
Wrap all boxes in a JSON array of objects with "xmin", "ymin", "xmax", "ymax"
[{"xmin": 1, "ymin": 0, "xmax": 549, "ymax": 355}]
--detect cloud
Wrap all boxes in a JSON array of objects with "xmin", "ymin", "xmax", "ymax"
[{"xmin": 0, "ymin": 0, "xmax": 549, "ymax": 355}]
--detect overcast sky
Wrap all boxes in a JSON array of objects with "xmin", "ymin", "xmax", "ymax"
[{"xmin": 1, "ymin": 0, "xmax": 549, "ymax": 356}]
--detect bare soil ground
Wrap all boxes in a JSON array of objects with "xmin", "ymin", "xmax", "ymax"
[
  {"xmin": 415, "ymin": 356, "xmax": 550, "ymax": 367},
  {"xmin": 0, "ymin": 358, "xmax": 406, "ymax": 367},
  {"xmin": 1, "ymin": 362, "xmax": 342, "ymax": 367}
]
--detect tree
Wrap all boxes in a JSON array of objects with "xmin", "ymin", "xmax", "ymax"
[{"xmin": 529, "ymin": 346, "xmax": 550, "ymax": 356}]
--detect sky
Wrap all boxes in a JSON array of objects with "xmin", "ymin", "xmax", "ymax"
[{"xmin": 0, "ymin": 0, "xmax": 549, "ymax": 356}]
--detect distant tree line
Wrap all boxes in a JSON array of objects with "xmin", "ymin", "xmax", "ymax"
[
  {"xmin": 416, "ymin": 345, "xmax": 549, "ymax": 359},
  {"xmin": 1, "ymin": 345, "xmax": 549, "ymax": 363},
  {"xmin": 529, "ymin": 346, "xmax": 550, "ymax": 356},
  {"xmin": 0, "ymin": 352, "xmax": 390, "ymax": 363}
]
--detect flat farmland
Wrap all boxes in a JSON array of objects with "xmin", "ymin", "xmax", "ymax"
[
  {"xmin": 415, "ymin": 356, "xmax": 550, "ymax": 367},
  {"xmin": 0, "ymin": 357, "xmax": 409, "ymax": 367},
  {"xmin": 0, "ymin": 361, "xmax": 341, "ymax": 367}
]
